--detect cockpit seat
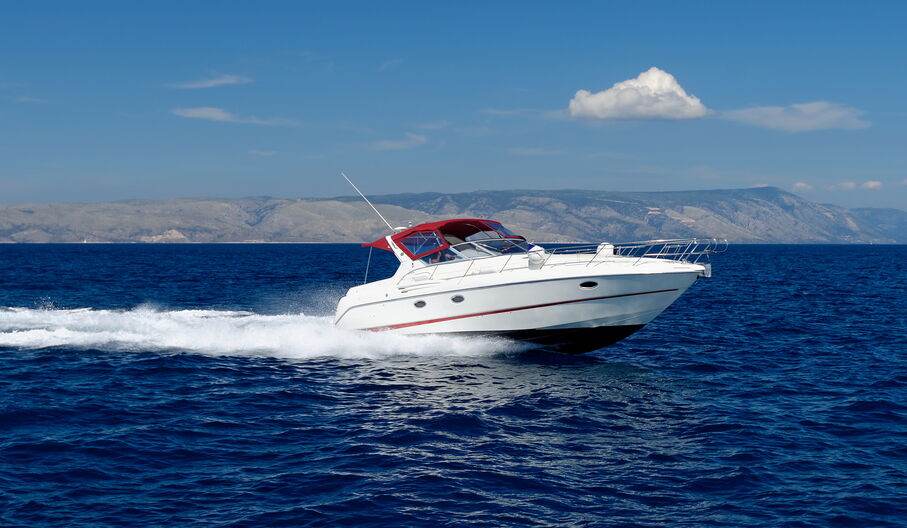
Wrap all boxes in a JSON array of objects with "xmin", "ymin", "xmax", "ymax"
[
  {"xmin": 443, "ymin": 234, "xmax": 465, "ymax": 246},
  {"xmin": 443, "ymin": 234, "xmax": 489, "ymax": 257}
]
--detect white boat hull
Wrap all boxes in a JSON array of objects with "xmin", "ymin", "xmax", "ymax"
[{"xmin": 335, "ymin": 267, "xmax": 700, "ymax": 353}]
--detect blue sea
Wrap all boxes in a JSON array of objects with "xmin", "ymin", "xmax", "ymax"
[{"xmin": 1, "ymin": 244, "xmax": 905, "ymax": 527}]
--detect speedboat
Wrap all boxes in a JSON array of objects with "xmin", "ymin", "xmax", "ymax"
[{"xmin": 334, "ymin": 218, "xmax": 720, "ymax": 353}]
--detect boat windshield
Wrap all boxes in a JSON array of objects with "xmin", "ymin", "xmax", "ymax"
[
  {"xmin": 468, "ymin": 238, "xmax": 532, "ymax": 254},
  {"xmin": 483, "ymin": 221, "xmax": 520, "ymax": 238},
  {"xmin": 419, "ymin": 239, "xmax": 532, "ymax": 264},
  {"xmin": 416, "ymin": 221, "xmax": 531, "ymax": 264},
  {"xmin": 399, "ymin": 231, "xmax": 445, "ymax": 258}
]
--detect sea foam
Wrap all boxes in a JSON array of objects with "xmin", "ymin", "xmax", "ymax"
[{"xmin": 0, "ymin": 306, "xmax": 518, "ymax": 359}]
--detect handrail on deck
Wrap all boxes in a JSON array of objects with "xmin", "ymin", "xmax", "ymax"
[{"xmin": 397, "ymin": 237, "xmax": 727, "ymax": 286}]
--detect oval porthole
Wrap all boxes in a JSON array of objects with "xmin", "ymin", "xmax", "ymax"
[
  {"xmin": 414, "ymin": 300, "xmax": 426, "ymax": 308},
  {"xmin": 579, "ymin": 281, "xmax": 598, "ymax": 289},
  {"xmin": 451, "ymin": 295, "xmax": 465, "ymax": 303}
]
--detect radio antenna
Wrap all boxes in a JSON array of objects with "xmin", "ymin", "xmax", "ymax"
[{"xmin": 341, "ymin": 172, "xmax": 394, "ymax": 231}]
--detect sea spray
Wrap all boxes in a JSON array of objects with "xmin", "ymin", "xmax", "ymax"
[{"xmin": 0, "ymin": 306, "xmax": 520, "ymax": 359}]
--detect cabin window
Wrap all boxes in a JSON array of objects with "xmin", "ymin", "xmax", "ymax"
[
  {"xmin": 451, "ymin": 295, "xmax": 464, "ymax": 303},
  {"xmin": 400, "ymin": 231, "xmax": 445, "ymax": 257},
  {"xmin": 414, "ymin": 300, "xmax": 426, "ymax": 308},
  {"xmin": 580, "ymin": 281, "xmax": 598, "ymax": 289}
]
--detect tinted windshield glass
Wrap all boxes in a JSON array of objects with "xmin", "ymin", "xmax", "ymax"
[
  {"xmin": 465, "ymin": 230, "xmax": 502, "ymax": 241},
  {"xmin": 419, "ymin": 248, "xmax": 462, "ymax": 264},
  {"xmin": 399, "ymin": 231, "xmax": 445, "ymax": 257},
  {"xmin": 471, "ymin": 239, "xmax": 531, "ymax": 254},
  {"xmin": 484, "ymin": 221, "xmax": 521, "ymax": 238}
]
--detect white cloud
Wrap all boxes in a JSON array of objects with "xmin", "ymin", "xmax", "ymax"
[
  {"xmin": 248, "ymin": 150, "xmax": 277, "ymax": 157},
  {"xmin": 371, "ymin": 132, "xmax": 427, "ymax": 151},
  {"xmin": 167, "ymin": 74, "xmax": 251, "ymax": 89},
  {"xmin": 792, "ymin": 182, "xmax": 814, "ymax": 192},
  {"xmin": 568, "ymin": 67, "xmax": 709, "ymax": 120},
  {"xmin": 379, "ymin": 58, "xmax": 403, "ymax": 72},
  {"xmin": 171, "ymin": 107, "xmax": 296, "ymax": 126},
  {"xmin": 723, "ymin": 101, "xmax": 869, "ymax": 132},
  {"xmin": 827, "ymin": 181, "xmax": 885, "ymax": 190}
]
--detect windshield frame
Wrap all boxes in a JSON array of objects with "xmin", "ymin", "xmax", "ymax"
[
  {"xmin": 388, "ymin": 219, "xmax": 528, "ymax": 261},
  {"xmin": 397, "ymin": 230, "xmax": 449, "ymax": 259}
]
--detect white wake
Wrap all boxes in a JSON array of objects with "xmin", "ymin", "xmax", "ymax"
[{"xmin": 0, "ymin": 306, "xmax": 519, "ymax": 359}]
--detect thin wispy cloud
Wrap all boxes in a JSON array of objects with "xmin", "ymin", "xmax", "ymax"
[
  {"xmin": 413, "ymin": 120, "xmax": 451, "ymax": 130},
  {"xmin": 248, "ymin": 150, "xmax": 277, "ymax": 157},
  {"xmin": 585, "ymin": 151, "xmax": 633, "ymax": 160},
  {"xmin": 371, "ymin": 132, "xmax": 427, "ymax": 151},
  {"xmin": 298, "ymin": 50, "xmax": 336, "ymax": 74},
  {"xmin": 505, "ymin": 147, "xmax": 565, "ymax": 156},
  {"xmin": 171, "ymin": 107, "xmax": 297, "ymax": 126},
  {"xmin": 792, "ymin": 182, "xmax": 814, "ymax": 192},
  {"xmin": 15, "ymin": 96, "xmax": 48, "ymax": 104},
  {"xmin": 455, "ymin": 125, "xmax": 495, "ymax": 137},
  {"xmin": 0, "ymin": 81, "xmax": 24, "ymax": 89},
  {"xmin": 167, "ymin": 74, "xmax": 252, "ymax": 89},
  {"xmin": 861, "ymin": 180, "xmax": 883, "ymax": 189},
  {"xmin": 613, "ymin": 164, "xmax": 762, "ymax": 182},
  {"xmin": 481, "ymin": 108, "xmax": 533, "ymax": 117},
  {"xmin": 379, "ymin": 58, "xmax": 403, "ymax": 72},
  {"xmin": 828, "ymin": 181, "xmax": 857, "ymax": 191},
  {"xmin": 481, "ymin": 108, "xmax": 567, "ymax": 120},
  {"xmin": 723, "ymin": 101, "xmax": 870, "ymax": 132},
  {"xmin": 568, "ymin": 67, "xmax": 709, "ymax": 120}
]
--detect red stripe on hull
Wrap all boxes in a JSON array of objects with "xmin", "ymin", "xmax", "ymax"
[{"xmin": 366, "ymin": 288, "xmax": 679, "ymax": 332}]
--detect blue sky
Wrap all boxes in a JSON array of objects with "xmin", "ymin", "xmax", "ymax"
[{"xmin": 1, "ymin": 1, "xmax": 905, "ymax": 209}]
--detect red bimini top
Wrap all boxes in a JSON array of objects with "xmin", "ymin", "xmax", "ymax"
[{"xmin": 363, "ymin": 218, "xmax": 525, "ymax": 260}]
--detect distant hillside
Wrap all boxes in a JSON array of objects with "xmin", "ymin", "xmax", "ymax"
[
  {"xmin": 337, "ymin": 187, "xmax": 907, "ymax": 244},
  {"xmin": 0, "ymin": 187, "xmax": 904, "ymax": 243}
]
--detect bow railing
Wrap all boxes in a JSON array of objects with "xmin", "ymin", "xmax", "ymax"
[
  {"xmin": 544, "ymin": 237, "xmax": 727, "ymax": 267},
  {"xmin": 396, "ymin": 237, "xmax": 726, "ymax": 289}
]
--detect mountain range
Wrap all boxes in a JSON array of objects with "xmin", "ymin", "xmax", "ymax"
[{"xmin": 0, "ymin": 187, "xmax": 904, "ymax": 244}]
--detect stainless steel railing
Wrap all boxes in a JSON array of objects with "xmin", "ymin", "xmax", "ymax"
[
  {"xmin": 396, "ymin": 237, "xmax": 726, "ymax": 287},
  {"xmin": 545, "ymin": 238, "xmax": 727, "ymax": 266}
]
